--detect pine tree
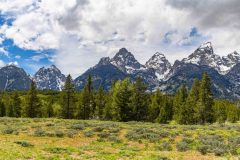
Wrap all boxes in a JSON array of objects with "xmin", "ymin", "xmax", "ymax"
[
  {"xmin": 61, "ymin": 74, "xmax": 75, "ymax": 119},
  {"xmin": 117, "ymin": 78, "xmax": 133, "ymax": 121},
  {"xmin": 7, "ymin": 98, "xmax": 14, "ymax": 117},
  {"xmin": 130, "ymin": 77, "xmax": 148, "ymax": 121},
  {"xmin": 25, "ymin": 80, "xmax": 41, "ymax": 118},
  {"xmin": 198, "ymin": 73, "xmax": 214, "ymax": 124},
  {"xmin": 156, "ymin": 95, "xmax": 173, "ymax": 124},
  {"xmin": 227, "ymin": 103, "xmax": 239, "ymax": 123},
  {"xmin": 184, "ymin": 79, "xmax": 200, "ymax": 124},
  {"xmin": 95, "ymin": 86, "xmax": 106, "ymax": 120},
  {"xmin": 77, "ymin": 75, "xmax": 95, "ymax": 119},
  {"xmin": 46, "ymin": 95, "xmax": 54, "ymax": 118},
  {"xmin": 109, "ymin": 78, "xmax": 133, "ymax": 121},
  {"xmin": 10, "ymin": 92, "xmax": 21, "ymax": 117},
  {"xmin": 148, "ymin": 89, "xmax": 162, "ymax": 122},
  {"xmin": 213, "ymin": 100, "xmax": 227, "ymax": 123},
  {"xmin": 173, "ymin": 84, "xmax": 188, "ymax": 124},
  {"xmin": 0, "ymin": 100, "xmax": 5, "ymax": 117}
]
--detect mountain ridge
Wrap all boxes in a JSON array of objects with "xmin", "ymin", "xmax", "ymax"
[{"xmin": 1, "ymin": 42, "xmax": 240, "ymax": 99}]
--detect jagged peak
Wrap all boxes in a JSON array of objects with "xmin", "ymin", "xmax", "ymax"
[
  {"xmin": 146, "ymin": 52, "xmax": 170, "ymax": 66},
  {"xmin": 152, "ymin": 52, "xmax": 166, "ymax": 58},
  {"xmin": 199, "ymin": 42, "xmax": 212, "ymax": 49},
  {"xmin": 97, "ymin": 57, "xmax": 111, "ymax": 65},
  {"xmin": 113, "ymin": 48, "xmax": 135, "ymax": 59},
  {"xmin": 119, "ymin": 48, "xmax": 128, "ymax": 53},
  {"xmin": 49, "ymin": 64, "xmax": 58, "ymax": 69},
  {"xmin": 226, "ymin": 51, "xmax": 240, "ymax": 57}
]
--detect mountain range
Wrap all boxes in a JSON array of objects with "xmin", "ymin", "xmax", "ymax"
[{"xmin": 0, "ymin": 42, "xmax": 240, "ymax": 99}]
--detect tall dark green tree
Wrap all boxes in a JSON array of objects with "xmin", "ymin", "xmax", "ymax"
[
  {"xmin": 173, "ymin": 84, "xmax": 188, "ymax": 124},
  {"xmin": 227, "ymin": 103, "xmax": 239, "ymax": 123},
  {"xmin": 198, "ymin": 73, "xmax": 214, "ymax": 124},
  {"xmin": 108, "ymin": 78, "xmax": 133, "ymax": 121},
  {"xmin": 25, "ymin": 80, "xmax": 41, "ymax": 118},
  {"xmin": 95, "ymin": 86, "xmax": 106, "ymax": 120},
  {"xmin": 183, "ymin": 79, "xmax": 200, "ymax": 124},
  {"xmin": 213, "ymin": 100, "xmax": 227, "ymax": 123},
  {"xmin": 77, "ymin": 75, "xmax": 95, "ymax": 119},
  {"xmin": 148, "ymin": 89, "xmax": 162, "ymax": 122},
  {"xmin": 0, "ymin": 100, "xmax": 5, "ymax": 117},
  {"xmin": 156, "ymin": 95, "xmax": 173, "ymax": 124},
  {"xmin": 130, "ymin": 77, "xmax": 148, "ymax": 121},
  {"xmin": 9, "ymin": 92, "xmax": 21, "ymax": 117},
  {"xmin": 46, "ymin": 95, "xmax": 54, "ymax": 118},
  {"xmin": 61, "ymin": 74, "xmax": 75, "ymax": 119}
]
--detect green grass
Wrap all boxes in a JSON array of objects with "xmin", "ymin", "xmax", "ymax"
[{"xmin": 0, "ymin": 117, "xmax": 240, "ymax": 159}]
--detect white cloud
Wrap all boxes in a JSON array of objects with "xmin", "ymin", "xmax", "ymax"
[
  {"xmin": 0, "ymin": 47, "xmax": 8, "ymax": 56},
  {"xmin": 0, "ymin": 0, "xmax": 240, "ymax": 76},
  {"xmin": 15, "ymin": 55, "xmax": 21, "ymax": 59}
]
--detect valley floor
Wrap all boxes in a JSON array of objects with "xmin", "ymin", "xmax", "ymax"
[{"xmin": 0, "ymin": 118, "xmax": 239, "ymax": 160}]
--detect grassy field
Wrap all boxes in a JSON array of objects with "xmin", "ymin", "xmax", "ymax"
[{"xmin": 0, "ymin": 118, "xmax": 240, "ymax": 160}]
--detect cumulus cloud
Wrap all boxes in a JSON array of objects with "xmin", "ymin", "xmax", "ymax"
[
  {"xmin": 166, "ymin": 0, "xmax": 240, "ymax": 54},
  {"xmin": 0, "ymin": 0, "xmax": 240, "ymax": 76},
  {"xmin": 0, "ymin": 47, "xmax": 8, "ymax": 56}
]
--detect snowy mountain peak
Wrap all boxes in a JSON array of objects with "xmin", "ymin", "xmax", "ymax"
[
  {"xmin": 222, "ymin": 51, "xmax": 240, "ymax": 69},
  {"xmin": 199, "ymin": 42, "xmax": 212, "ymax": 50},
  {"xmin": 49, "ymin": 64, "xmax": 58, "ymax": 70},
  {"xmin": 145, "ymin": 52, "xmax": 171, "ymax": 79},
  {"xmin": 181, "ymin": 42, "xmax": 240, "ymax": 74},
  {"xmin": 110, "ymin": 48, "xmax": 143, "ymax": 74},
  {"xmin": 34, "ymin": 65, "xmax": 66, "ymax": 91},
  {"xmin": 182, "ymin": 42, "xmax": 226, "ymax": 73}
]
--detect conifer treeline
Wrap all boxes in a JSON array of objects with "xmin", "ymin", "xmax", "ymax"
[{"xmin": 0, "ymin": 73, "xmax": 239, "ymax": 124}]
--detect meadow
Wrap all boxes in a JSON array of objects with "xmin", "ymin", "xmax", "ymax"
[{"xmin": 0, "ymin": 118, "xmax": 239, "ymax": 160}]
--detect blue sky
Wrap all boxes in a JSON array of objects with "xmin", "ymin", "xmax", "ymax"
[
  {"xmin": 0, "ymin": 0, "xmax": 240, "ymax": 77},
  {"xmin": 0, "ymin": 14, "xmax": 55, "ymax": 75}
]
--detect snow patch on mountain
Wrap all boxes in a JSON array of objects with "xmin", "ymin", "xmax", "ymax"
[
  {"xmin": 34, "ymin": 65, "xmax": 66, "ymax": 91},
  {"xmin": 182, "ymin": 42, "xmax": 240, "ymax": 74},
  {"xmin": 145, "ymin": 52, "xmax": 172, "ymax": 80},
  {"xmin": 110, "ymin": 48, "xmax": 145, "ymax": 74}
]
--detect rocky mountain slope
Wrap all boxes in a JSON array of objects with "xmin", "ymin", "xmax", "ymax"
[
  {"xmin": 34, "ymin": 65, "xmax": 66, "ymax": 91},
  {"xmin": 0, "ymin": 65, "xmax": 31, "ymax": 91}
]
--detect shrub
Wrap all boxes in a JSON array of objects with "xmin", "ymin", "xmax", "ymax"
[
  {"xmin": 228, "ymin": 136, "xmax": 240, "ymax": 155},
  {"xmin": 45, "ymin": 147, "xmax": 70, "ymax": 154},
  {"xmin": 92, "ymin": 127, "xmax": 104, "ymax": 132},
  {"xmin": 97, "ymin": 132, "xmax": 110, "ymax": 138},
  {"xmin": 213, "ymin": 148, "xmax": 226, "ymax": 156},
  {"xmin": 2, "ymin": 127, "xmax": 14, "ymax": 134},
  {"xmin": 197, "ymin": 145, "xmax": 209, "ymax": 155},
  {"xmin": 55, "ymin": 131, "xmax": 64, "ymax": 138},
  {"xmin": 108, "ymin": 135, "xmax": 121, "ymax": 143},
  {"xmin": 108, "ymin": 128, "xmax": 121, "ymax": 133},
  {"xmin": 84, "ymin": 131, "xmax": 94, "ymax": 137},
  {"xmin": 15, "ymin": 141, "xmax": 33, "ymax": 147},
  {"xmin": 156, "ymin": 156, "xmax": 170, "ymax": 160},
  {"xmin": 45, "ymin": 123, "xmax": 55, "ymax": 127},
  {"xmin": 156, "ymin": 142, "xmax": 172, "ymax": 151},
  {"xmin": 66, "ymin": 130, "xmax": 78, "ymax": 138},
  {"xmin": 70, "ymin": 123, "xmax": 85, "ymax": 130},
  {"xmin": 176, "ymin": 142, "xmax": 188, "ymax": 152},
  {"xmin": 182, "ymin": 137, "xmax": 194, "ymax": 144},
  {"xmin": 197, "ymin": 135, "xmax": 228, "ymax": 156},
  {"xmin": 126, "ymin": 128, "xmax": 161, "ymax": 142},
  {"xmin": 34, "ymin": 128, "xmax": 46, "ymax": 137}
]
